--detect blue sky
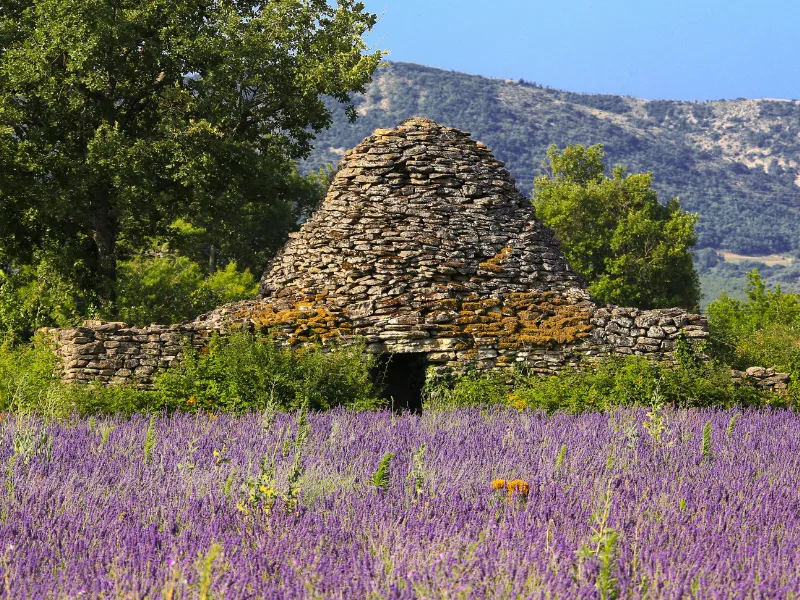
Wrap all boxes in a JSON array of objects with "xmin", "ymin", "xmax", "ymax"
[{"xmin": 361, "ymin": 0, "xmax": 800, "ymax": 101}]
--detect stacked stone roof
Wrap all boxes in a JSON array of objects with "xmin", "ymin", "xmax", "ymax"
[{"xmin": 259, "ymin": 117, "xmax": 584, "ymax": 304}]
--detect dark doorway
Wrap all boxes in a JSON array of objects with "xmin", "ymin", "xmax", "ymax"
[{"xmin": 373, "ymin": 353, "xmax": 427, "ymax": 413}]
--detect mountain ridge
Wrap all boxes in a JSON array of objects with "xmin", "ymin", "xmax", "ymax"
[{"xmin": 304, "ymin": 62, "xmax": 800, "ymax": 260}]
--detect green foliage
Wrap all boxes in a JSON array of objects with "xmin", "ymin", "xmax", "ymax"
[
  {"xmin": 0, "ymin": 335, "xmax": 65, "ymax": 416},
  {"xmin": 243, "ymin": 453, "xmax": 278, "ymax": 514},
  {"xmin": 408, "ymin": 444, "xmax": 427, "ymax": 499},
  {"xmin": 285, "ymin": 405, "xmax": 309, "ymax": 511},
  {"xmin": 424, "ymin": 352, "xmax": 774, "ymax": 413},
  {"xmin": 554, "ymin": 444, "xmax": 567, "ymax": 475},
  {"xmin": 707, "ymin": 270, "xmax": 800, "ymax": 377},
  {"xmin": 154, "ymin": 332, "xmax": 380, "ymax": 413},
  {"xmin": 0, "ymin": 250, "xmax": 259, "ymax": 338},
  {"xmin": 0, "ymin": 331, "xmax": 380, "ymax": 417},
  {"xmin": 574, "ymin": 483, "xmax": 620, "ymax": 600},
  {"xmin": 0, "ymin": 0, "xmax": 382, "ymax": 307},
  {"xmin": 0, "ymin": 336, "xmax": 158, "ymax": 417},
  {"xmin": 0, "ymin": 255, "xmax": 84, "ymax": 340},
  {"xmin": 195, "ymin": 542, "xmax": 223, "ymax": 600},
  {"xmin": 142, "ymin": 415, "xmax": 157, "ymax": 464},
  {"xmin": 112, "ymin": 256, "xmax": 257, "ymax": 326},
  {"xmin": 726, "ymin": 413, "xmax": 742, "ymax": 436},
  {"xmin": 371, "ymin": 452, "xmax": 395, "ymax": 493},
  {"xmin": 642, "ymin": 384, "xmax": 666, "ymax": 446},
  {"xmin": 422, "ymin": 368, "xmax": 508, "ymax": 410},
  {"xmin": 533, "ymin": 144, "xmax": 701, "ymax": 310}
]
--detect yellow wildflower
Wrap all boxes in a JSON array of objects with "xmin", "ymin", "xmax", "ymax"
[
  {"xmin": 506, "ymin": 479, "xmax": 530, "ymax": 499},
  {"xmin": 491, "ymin": 479, "xmax": 506, "ymax": 491}
]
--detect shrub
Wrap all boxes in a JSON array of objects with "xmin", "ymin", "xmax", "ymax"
[
  {"xmin": 0, "ymin": 259, "xmax": 83, "ymax": 340},
  {"xmin": 707, "ymin": 269, "xmax": 800, "ymax": 380},
  {"xmin": 0, "ymin": 331, "xmax": 380, "ymax": 417},
  {"xmin": 0, "ymin": 336, "xmax": 158, "ymax": 418},
  {"xmin": 153, "ymin": 332, "xmax": 381, "ymax": 413},
  {"xmin": 0, "ymin": 335, "xmax": 64, "ymax": 416},
  {"xmin": 423, "ymin": 369, "xmax": 508, "ymax": 411},
  {"xmin": 424, "ymin": 351, "xmax": 774, "ymax": 413}
]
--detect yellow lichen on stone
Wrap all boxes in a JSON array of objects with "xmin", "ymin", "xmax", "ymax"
[{"xmin": 478, "ymin": 247, "xmax": 513, "ymax": 273}]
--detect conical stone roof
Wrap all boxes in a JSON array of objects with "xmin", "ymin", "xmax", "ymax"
[
  {"xmin": 259, "ymin": 117, "xmax": 584, "ymax": 303},
  {"xmin": 211, "ymin": 117, "xmax": 600, "ymax": 365},
  {"xmin": 195, "ymin": 117, "xmax": 706, "ymax": 371}
]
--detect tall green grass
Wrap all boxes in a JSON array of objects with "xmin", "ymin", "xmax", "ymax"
[{"xmin": 0, "ymin": 332, "xmax": 380, "ymax": 417}]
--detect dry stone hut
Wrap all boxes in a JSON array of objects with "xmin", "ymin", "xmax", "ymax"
[{"xmin": 47, "ymin": 117, "xmax": 709, "ymax": 409}]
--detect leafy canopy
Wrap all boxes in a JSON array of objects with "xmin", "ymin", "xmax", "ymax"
[
  {"xmin": 0, "ymin": 0, "xmax": 382, "ymax": 306},
  {"xmin": 533, "ymin": 144, "xmax": 700, "ymax": 310}
]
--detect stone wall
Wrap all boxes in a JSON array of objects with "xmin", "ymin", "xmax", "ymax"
[
  {"xmin": 43, "ymin": 322, "xmax": 218, "ymax": 386},
  {"xmin": 731, "ymin": 367, "xmax": 792, "ymax": 393},
  {"xmin": 45, "ymin": 314, "xmax": 791, "ymax": 395},
  {"xmin": 44, "ymin": 303, "xmax": 708, "ymax": 388}
]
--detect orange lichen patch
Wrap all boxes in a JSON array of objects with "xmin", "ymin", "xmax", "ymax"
[
  {"xmin": 246, "ymin": 303, "xmax": 351, "ymax": 346},
  {"xmin": 477, "ymin": 263, "xmax": 505, "ymax": 274},
  {"xmin": 478, "ymin": 247, "xmax": 514, "ymax": 273},
  {"xmin": 437, "ymin": 325, "xmax": 465, "ymax": 334},
  {"xmin": 441, "ymin": 291, "xmax": 592, "ymax": 351}
]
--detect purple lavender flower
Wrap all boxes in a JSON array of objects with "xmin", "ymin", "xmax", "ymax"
[{"xmin": 0, "ymin": 408, "xmax": 798, "ymax": 598}]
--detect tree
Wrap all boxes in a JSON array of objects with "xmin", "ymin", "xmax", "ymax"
[
  {"xmin": 533, "ymin": 144, "xmax": 700, "ymax": 310},
  {"xmin": 0, "ymin": 0, "xmax": 382, "ymax": 308}
]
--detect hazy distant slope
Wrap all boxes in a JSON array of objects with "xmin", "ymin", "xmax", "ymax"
[{"xmin": 305, "ymin": 62, "xmax": 800, "ymax": 257}]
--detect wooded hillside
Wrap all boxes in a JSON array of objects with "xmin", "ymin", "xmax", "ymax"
[{"xmin": 305, "ymin": 62, "xmax": 800, "ymax": 260}]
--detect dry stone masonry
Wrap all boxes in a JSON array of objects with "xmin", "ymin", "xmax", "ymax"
[{"xmin": 49, "ymin": 118, "xmax": 718, "ymax": 387}]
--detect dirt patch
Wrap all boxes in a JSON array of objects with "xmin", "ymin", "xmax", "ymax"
[{"xmin": 720, "ymin": 252, "xmax": 794, "ymax": 267}]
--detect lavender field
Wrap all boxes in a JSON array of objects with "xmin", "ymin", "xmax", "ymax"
[{"xmin": 2, "ymin": 408, "xmax": 800, "ymax": 599}]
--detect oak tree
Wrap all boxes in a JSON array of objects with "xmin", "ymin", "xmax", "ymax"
[{"xmin": 0, "ymin": 0, "xmax": 382, "ymax": 307}]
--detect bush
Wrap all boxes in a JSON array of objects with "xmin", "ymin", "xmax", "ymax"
[
  {"xmin": 0, "ymin": 259, "xmax": 83, "ymax": 340},
  {"xmin": 424, "ymin": 350, "xmax": 775, "ymax": 413},
  {"xmin": 0, "ymin": 332, "xmax": 380, "ymax": 417},
  {"xmin": 0, "ymin": 336, "xmax": 157, "ymax": 418},
  {"xmin": 152, "ymin": 332, "xmax": 381, "ymax": 413},
  {"xmin": 423, "ymin": 369, "xmax": 508, "ymax": 410},
  {"xmin": 0, "ymin": 335, "xmax": 65, "ymax": 416},
  {"xmin": 0, "ymin": 252, "xmax": 259, "ymax": 340},
  {"xmin": 707, "ymin": 269, "xmax": 800, "ymax": 379}
]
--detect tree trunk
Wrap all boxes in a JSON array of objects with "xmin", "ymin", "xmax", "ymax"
[{"xmin": 91, "ymin": 185, "xmax": 118, "ymax": 311}]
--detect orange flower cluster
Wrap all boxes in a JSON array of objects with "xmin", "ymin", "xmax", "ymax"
[{"xmin": 491, "ymin": 479, "xmax": 530, "ymax": 500}]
